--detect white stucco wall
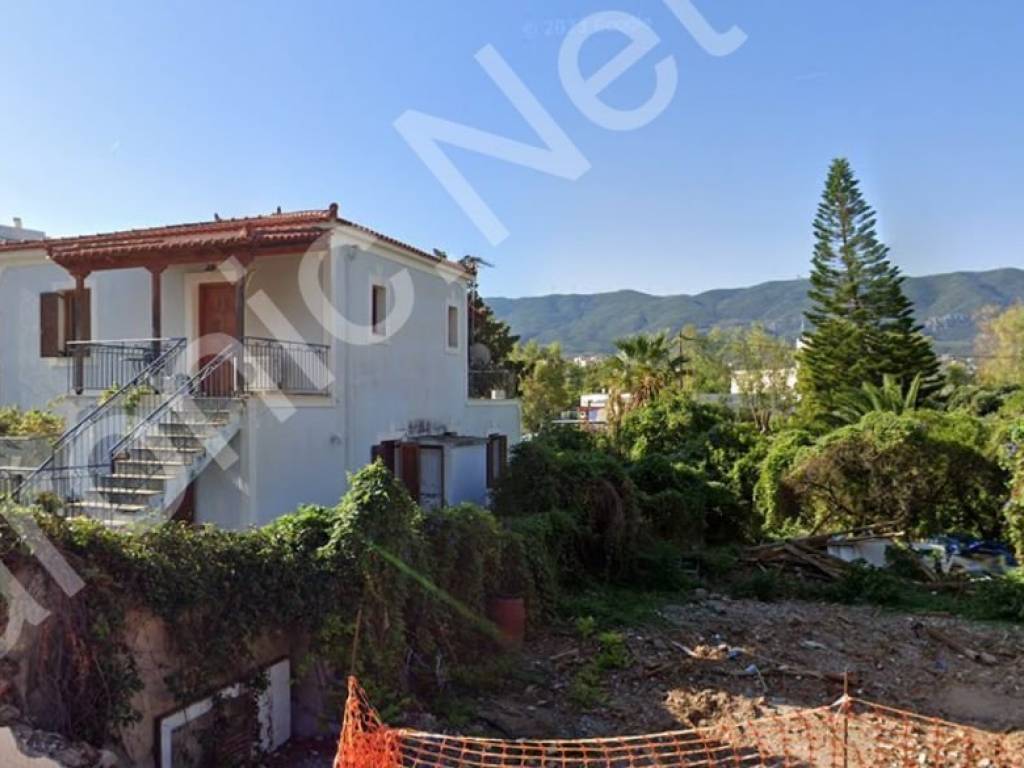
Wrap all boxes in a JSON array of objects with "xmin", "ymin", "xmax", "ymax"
[{"xmin": 0, "ymin": 250, "xmax": 150, "ymax": 409}]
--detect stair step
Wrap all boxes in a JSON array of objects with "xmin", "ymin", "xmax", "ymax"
[
  {"xmin": 130, "ymin": 446, "xmax": 204, "ymax": 455},
  {"xmin": 89, "ymin": 486, "xmax": 161, "ymax": 496},
  {"xmin": 114, "ymin": 459, "xmax": 189, "ymax": 468},
  {"xmin": 156, "ymin": 420, "xmax": 227, "ymax": 431},
  {"xmin": 145, "ymin": 436, "xmax": 205, "ymax": 447},
  {"xmin": 66, "ymin": 500, "xmax": 148, "ymax": 513},
  {"xmin": 168, "ymin": 408, "xmax": 233, "ymax": 418},
  {"xmin": 103, "ymin": 473, "xmax": 174, "ymax": 482}
]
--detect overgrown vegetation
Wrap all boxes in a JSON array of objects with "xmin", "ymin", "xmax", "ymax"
[{"xmin": 0, "ymin": 466, "xmax": 528, "ymax": 747}]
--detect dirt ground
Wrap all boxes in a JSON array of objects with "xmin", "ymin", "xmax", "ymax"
[{"xmin": 267, "ymin": 593, "xmax": 1024, "ymax": 766}]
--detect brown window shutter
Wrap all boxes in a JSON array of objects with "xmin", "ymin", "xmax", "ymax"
[
  {"xmin": 371, "ymin": 284, "xmax": 386, "ymax": 336},
  {"xmin": 381, "ymin": 440, "xmax": 396, "ymax": 473},
  {"xmin": 486, "ymin": 437, "xmax": 495, "ymax": 488},
  {"xmin": 498, "ymin": 435, "xmax": 508, "ymax": 476},
  {"xmin": 371, "ymin": 440, "xmax": 397, "ymax": 473},
  {"xmin": 399, "ymin": 442, "xmax": 420, "ymax": 502},
  {"xmin": 40, "ymin": 292, "xmax": 61, "ymax": 357},
  {"xmin": 61, "ymin": 289, "xmax": 92, "ymax": 355}
]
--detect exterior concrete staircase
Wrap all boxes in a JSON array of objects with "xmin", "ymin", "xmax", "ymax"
[
  {"xmin": 15, "ymin": 339, "xmax": 244, "ymax": 528},
  {"xmin": 64, "ymin": 397, "xmax": 242, "ymax": 526}
]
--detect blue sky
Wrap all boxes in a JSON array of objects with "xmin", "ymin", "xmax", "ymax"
[{"xmin": 2, "ymin": 1, "xmax": 1022, "ymax": 298}]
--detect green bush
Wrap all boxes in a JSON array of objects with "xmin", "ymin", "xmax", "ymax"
[
  {"xmin": 491, "ymin": 440, "xmax": 563, "ymax": 518},
  {"xmin": 753, "ymin": 429, "xmax": 813, "ymax": 532},
  {"xmin": 627, "ymin": 539, "xmax": 690, "ymax": 591},
  {"xmin": 778, "ymin": 412, "xmax": 1007, "ymax": 538},
  {"xmin": 824, "ymin": 564, "xmax": 906, "ymax": 607},
  {"xmin": 618, "ymin": 394, "xmax": 763, "ymax": 543},
  {"xmin": 493, "ymin": 437, "xmax": 644, "ymax": 580},
  {"xmin": 594, "ymin": 631, "xmax": 630, "ymax": 670},
  {"xmin": 0, "ymin": 406, "xmax": 64, "ymax": 437},
  {"xmin": 423, "ymin": 503, "xmax": 501, "ymax": 614},
  {"xmin": 998, "ymin": 421, "xmax": 1024, "ymax": 558},
  {"xmin": 968, "ymin": 571, "xmax": 1024, "ymax": 622}
]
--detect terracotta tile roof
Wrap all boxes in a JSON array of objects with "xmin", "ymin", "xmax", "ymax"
[{"xmin": 0, "ymin": 204, "xmax": 470, "ymax": 275}]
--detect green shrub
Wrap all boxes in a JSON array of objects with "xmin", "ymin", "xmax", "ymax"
[
  {"xmin": 968, "ymin": 572, "xmax": 1024, "ymax": 622},
  {"xmin": 753, "ymin": 429, "xmax": 813, "ymax": 532},
  {"xmin": 594, "ymin": 631, "xmax": 630, "ymax": 670},
  {"xmin": 779, "ymin": 412, "xmax": 1006, "ymax": 538},
  {"xmin": 998, "ymin": 421, "xmax": 1024, "ymax": 558},
  {"xmin": 628, "ymin": 539, "xmax": 690, "ymax": 591},
  {"xmin": 491, "ymin": 441, "xmax": 562, "ymax": 517},
  {"xmin": 730, "ymin": 569, "xmax": 788, "ymax": 602},
  {"xmin": 423, "ymin": 503, "xmax": 501, "ymax": 614},
  {"xmin": 495, "ymin": 438, "xmax": 644, "ymax": 580},
  {"xmin": 824, "ymin": 564, "xmax": 906, "ymax": 606},
  {"xmin": 0, "ymin": 406, "xmax": 64, "ymax": 437},
  {"xmin": 575, "ymin": 615, "xmax": 597, "ymax": 639},
  {"xmin": 568, "ymin": 665, "xmax": 605, "ymax": 708},
  {"xmin": 630, "ymin": 455, "xmax": 709, "ymax": 546}
]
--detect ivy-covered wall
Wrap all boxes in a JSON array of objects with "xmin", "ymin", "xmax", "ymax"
[{"xmin": 0, "ymin": 462, "xmax": 531, "ymax": 760}]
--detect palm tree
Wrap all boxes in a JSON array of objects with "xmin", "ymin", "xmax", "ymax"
[
  {"xmin": 605, "ymin": 332, "xmax": 686, "ymax": 422},
  {"xmin": 832, "ymin": 373, "xmax": 923, "ymax": 424}
]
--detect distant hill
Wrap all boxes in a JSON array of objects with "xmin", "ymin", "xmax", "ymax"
[{"xmin": 487, "ymin": 268, "xmax": 1024, "ymax": 357}]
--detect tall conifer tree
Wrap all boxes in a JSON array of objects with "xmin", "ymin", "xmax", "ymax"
[{"xmin": 800, "ymin": 158, "xmax": 941, "ymax": 413}]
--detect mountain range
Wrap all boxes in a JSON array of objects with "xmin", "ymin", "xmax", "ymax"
[{"xmin": 487, "ymin": 268, "xmax": 1024, "ymax": 357}]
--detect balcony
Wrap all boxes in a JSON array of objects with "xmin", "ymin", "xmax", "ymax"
[
  {"xmin": 65, "ymin": 337, "xmax": 331, "ymax": 397},
  {"xmin": 468, "ymin": 368, "xmax": 518, "ymax": 400},
  {"xmin": 242, "ymin": 336, "xmax": 330, "ymax": 396},
  {"xmin": 65, "ymin": 339, "xmax": 183, "ymax": 394}
]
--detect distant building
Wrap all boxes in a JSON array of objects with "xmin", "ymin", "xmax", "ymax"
[
  {"xmin": 0, "ymin": 217, "xmax": 45, "ymax": 243},
  {"xmin": 729, "ymin": 367, "xmax": 798, "ymax": 396},
  {"xmin": 574, "ymin": 391, "xmax": 631, "ymax": 430}
]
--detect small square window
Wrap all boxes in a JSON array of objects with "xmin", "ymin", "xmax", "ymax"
[
  {"xmin": 371, "ymin": 284, "xmax": 386, "ymax": 336},
  {"xmin": 446, "ymin": 305, "xmax": 459, "ymax": 350}
]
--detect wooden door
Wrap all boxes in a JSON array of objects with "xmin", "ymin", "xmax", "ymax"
[{"xmin": 198, "ymin": 283, "xmax": 238, "ymax": 394}]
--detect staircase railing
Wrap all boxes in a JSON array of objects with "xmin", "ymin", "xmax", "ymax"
[
  {"xmin": 14, "ymin": 338, "xmax": 187, "ymax": 508},
  {"xmin": 103, "ymin": 342, "xmax": 243, "ymax": 500}
]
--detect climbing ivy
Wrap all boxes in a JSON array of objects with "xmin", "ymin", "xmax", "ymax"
[{"xmin": 0, "ymin": 463, "xmax": 529, "ymax": 747}]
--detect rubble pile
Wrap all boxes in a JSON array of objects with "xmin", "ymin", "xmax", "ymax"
[{"xmin": 447, "ymin": 596, "xmax": 1024, "ymax": 740}]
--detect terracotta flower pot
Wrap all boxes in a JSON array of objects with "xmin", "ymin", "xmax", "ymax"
[{"xmin": 487, "ymin": 595, "xmax": 526, "ymax": 649}]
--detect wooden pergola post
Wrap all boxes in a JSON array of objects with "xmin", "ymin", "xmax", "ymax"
[
  {"xmin": 148, "ymin": 265, "xmax": 165, "ymax": 359},
  {"xmin": 72, "ymin": 270, "xmax": 89, "ymax": 395},
  {"xmin": 234, "ymin": 256, "xmax": 251, "ymax": 394}
]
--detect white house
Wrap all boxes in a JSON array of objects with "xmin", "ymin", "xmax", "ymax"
[
  {"xmin": 728, "ymin": 367, "xmax": 798, "ymax": 396},
  {"xmin": 0, "ymin": 205, "xmax": 519, "ymax": 529},
  {"xmin": 0, "ymin": 217, "xmax": 45, "ymax": 243}
]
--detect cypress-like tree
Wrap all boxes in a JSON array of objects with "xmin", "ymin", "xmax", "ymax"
[{"xmin": 800, "ymin": 158, "xmax": 941, "ymax": 413}]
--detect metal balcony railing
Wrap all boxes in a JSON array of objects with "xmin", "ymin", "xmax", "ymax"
[
  {"xmin": 65, "ymin": 338, "xmax": 186, "ymax": 394},
  {"xmin": 0, "ymin": 468, "xmax": 26, "ymax": 499},
  {"xmin": 242, "ymin": 337, "xmax": 331, "ymax": 396},
  {"xmin": 468, "ymin": 368, "xmax": 518, "ymax": 400}
]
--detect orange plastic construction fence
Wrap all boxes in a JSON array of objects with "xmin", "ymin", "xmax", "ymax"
[{"xmin": 334, "ymin": 676, "xmax": 1023, "ymax": 768}]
